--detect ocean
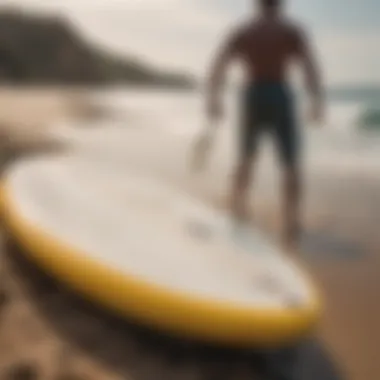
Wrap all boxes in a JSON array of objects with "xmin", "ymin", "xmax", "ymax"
[{"xmin": 55, "ymin": 88, "xmax": 380, "ymax": 195}]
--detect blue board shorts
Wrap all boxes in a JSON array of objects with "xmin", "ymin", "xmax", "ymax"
[{"xmin": 239, "ymin": 82, "xmax": 300, "ymax": 168}]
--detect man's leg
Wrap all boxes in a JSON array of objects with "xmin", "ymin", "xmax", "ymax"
[
  {"xmin": 282, "ymin": 163, "xmax": 302, "ymax": 251},
  {"xmin": 231, "ymin": 86, "xmax": 261, "ymax": 224},
  {"xmin": 275, "ymin": 94, "xmax": 302, "ymax": 251},
  {"xmin": 230, "ymin": 154, "xmax": 255, "ymax": 223}
]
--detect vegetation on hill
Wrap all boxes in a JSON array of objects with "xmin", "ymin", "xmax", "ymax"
[{"xmin": 0, "ymin": 8, "xmax": 195, "ymax": 88}]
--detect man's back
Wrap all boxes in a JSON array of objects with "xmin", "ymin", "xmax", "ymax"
[{"xmin": 233, "ymin": 18, "xmax": 305, "ymax": 82}]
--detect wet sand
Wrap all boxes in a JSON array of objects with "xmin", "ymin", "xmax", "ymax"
[{"xmin": 0, "ymin": 88, "xmax": 379, "ymax": 380}]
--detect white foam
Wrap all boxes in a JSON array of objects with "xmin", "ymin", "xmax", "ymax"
[{"xmin": 7, "ymin": 156, "xmax": 312, "ymax": 309}]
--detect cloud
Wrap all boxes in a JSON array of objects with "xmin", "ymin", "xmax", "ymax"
[{"xmin": 60, "ymin": 0, "xmax": 234, "ymax": 74}]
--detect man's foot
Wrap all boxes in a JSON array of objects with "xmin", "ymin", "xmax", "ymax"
[
  {"xmin": 282, "ymin": 224, "xmax": 301, "ymax": 255},
  {"xmin": 230, "ymin": 214, "xmax": 253, "ymax": 249},
  {"xmin": 283, "ymin": 238, "xmax": 298, "ymax": 256},
  {"xmin": 230, "ymin": 210, "xmax": 252, "ymax": 233},
  {"xmin": 230, "ymin": 214, "xmax": 247, "ymax": 233}
]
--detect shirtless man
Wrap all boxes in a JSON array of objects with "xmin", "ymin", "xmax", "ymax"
[{"xmin": 201, "ymin": 0, "xmax": 323, "ymax": 250}]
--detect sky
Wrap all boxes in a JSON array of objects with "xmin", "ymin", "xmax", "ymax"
[{"xmin": 1, "ymin": 0, "xmax": 380, "ymax": 86}]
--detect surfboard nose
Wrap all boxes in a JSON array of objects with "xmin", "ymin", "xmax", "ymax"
[{"xmin": 1, "ymin": 156, "xmax": 322, "ymax": 348}]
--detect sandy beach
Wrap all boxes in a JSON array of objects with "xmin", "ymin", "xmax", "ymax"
[{"xmin": 0, "ymin": 88, "xmax": 379, "ymax": 380}]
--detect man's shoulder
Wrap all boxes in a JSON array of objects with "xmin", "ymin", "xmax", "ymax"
[
  {"xmin": 231, "ymin": 18, "xmax": 254, "ymax": 36},
  {"xmin": 280, "ymin": 18, "xmax": 307, "ymax": 36},
  {"xmin": 237, "ymin": 17, "xmax": 305, "ymax": 32},
  {"xmin": 230, "ymin": 17, "xmax": 307, "ymax": 40}
]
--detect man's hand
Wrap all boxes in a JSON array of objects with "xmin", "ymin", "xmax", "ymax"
[
  {"xmin": 308, "ymin": 99, "xmax": 324, "ymax": 126},
  {"xmin": 192, "ymin": 97, "xmax": 223, "ymax": 172},
  {"xmin": 207, "ymin": 98, "xmax": 224, "ymax": 123},
  {"xmin": 190, "ymin": 126, "xmax": 216, "ymax": 172}
]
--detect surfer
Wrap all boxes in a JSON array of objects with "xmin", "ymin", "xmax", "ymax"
[{"xmin": 196, "ymin": 0, "xmax": 324, "ymax": 251}]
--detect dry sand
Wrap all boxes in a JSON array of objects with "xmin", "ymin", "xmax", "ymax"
[{"xmin": 0, "ymin": 88, "xmax": 379, "ymax": 380}]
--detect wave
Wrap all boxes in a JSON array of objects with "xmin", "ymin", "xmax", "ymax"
[
  {"xmin": 83, "ymin": 88, "xmax": 380, "ymax": 141},
  {"xmin": 356, "ymin": 106, "xmax": 380, "ymax": 131},
  {"xmin": 51, "ymin": 89, "xmax": 380, "ymax": 183}
]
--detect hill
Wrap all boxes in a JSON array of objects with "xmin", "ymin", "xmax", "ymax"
[{"xmin": 0, "ymin": 8, "xmax": 195, "ymax": 88}]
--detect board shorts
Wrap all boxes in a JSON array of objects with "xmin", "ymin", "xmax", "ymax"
[{"xmin": 239, "ymin": 82, "xmax": 300, "ymax": 168}]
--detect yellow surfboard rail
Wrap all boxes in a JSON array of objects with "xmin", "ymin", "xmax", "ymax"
[{"xmin": 0, "ymin": 181, "xmax": 322, "ymax": 348}]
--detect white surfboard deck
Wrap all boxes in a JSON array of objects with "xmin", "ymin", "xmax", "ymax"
[{"xmin": 6, "ymin": 156, "xmax": 312, "ymax": 309}]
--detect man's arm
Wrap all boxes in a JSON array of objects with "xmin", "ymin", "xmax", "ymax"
[
  {"xmin": 206, "ymin": 29, "xmax": 242, "ymax": 121},
  {"xmin": 294, "ymin": 27, "xmax": 324, "ymax": 121},
  {"xmin": 191, "ymin": 30, "xmax": 242, "ymax": 171}
]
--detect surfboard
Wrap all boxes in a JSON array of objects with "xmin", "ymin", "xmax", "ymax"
[{"xmin": 1, "ymin": 155, "xmax": 321, "ymax": 347}]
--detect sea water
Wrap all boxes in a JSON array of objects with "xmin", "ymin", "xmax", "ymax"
[{"xmin": 57, "ymin": 87, "xmax": 380, "ymax": 181}]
